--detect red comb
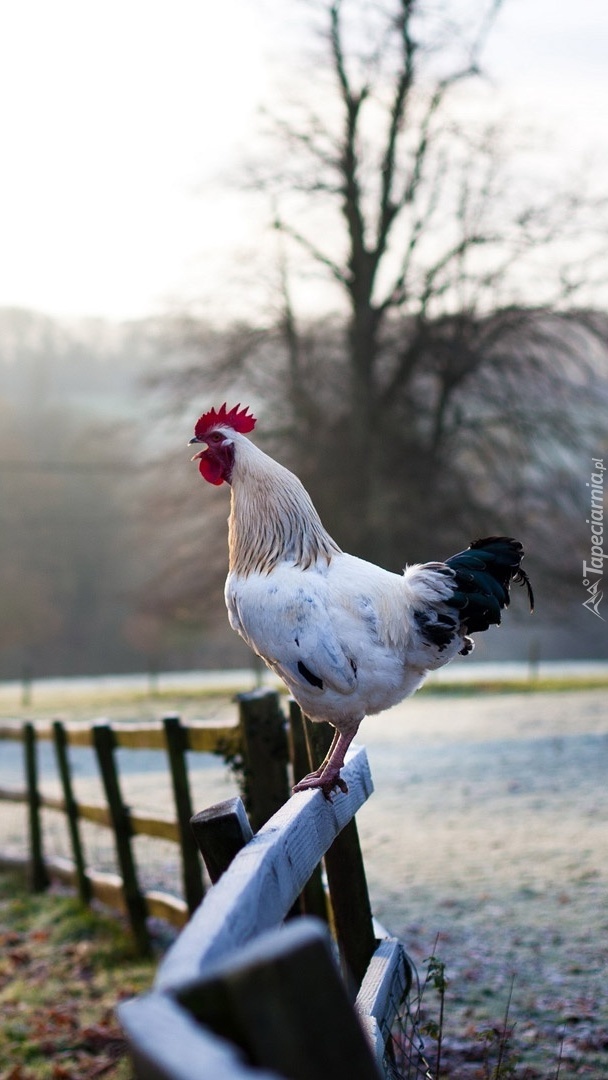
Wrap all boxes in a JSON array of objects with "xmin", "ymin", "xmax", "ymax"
[{"xmin": 194, "ymin": 403, "xmax": 257, "ymax": 439}]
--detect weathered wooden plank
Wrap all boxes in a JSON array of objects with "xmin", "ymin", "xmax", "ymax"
[
  {"xmin": 145, "ymin": 891, "xmax": 189, "ymax": 929},
  {"xmin": 356, "ymin": 937, "xmax": 412, "ymax": 1068},
  {"xmin": 1, "ymin": 719, "xmax": 241, "ymax": 753},
  {"xmin": 156, "ymin": 744, "xmax": 373, "ymax": 992},
  {"xmin": 111, "ymin": 721, "xmax": 239, "ymax": 753},
  {"xmin": 40, "ymin": 856, "xmax": 125, "ymax": 916},
  {"xmin": 163, "ymin": 715, "xmax": 205, "ymax": 913},
  {"xmin": 23, "ymin": 722, "xmax": 49, "ymax": 892},
  {"xmin": 177, "ymin": 918, "xmax": 382, "ymax": 1080},
  {"xmin": 24, "ymin": 722, "xmax": 93, "ymax": 745},
  {"xmin": 28, "ymin": 719, "xmax": 240, "ymax": 753},
  {"xmin": 183, "ymin": 722, "xmax": 242, "ymax": 756},
  {"xmin": 119, "ymin": 992, "xmax": 282, "ymax": 1080},
  {"xmin": 302, "ymin": 712, "xmax": 377, "ymax": 990},
  {"xmin": 43, "ymin": 856, "xmax": 189, "ymax": 930},
  {"xmin": 0, "ymin": 786, "xmax": 26, "ymax": 803},
  {"xmin": 129, "ymin": 812, "xmax": 180, "ymax": 841},
  {"xmin": 190, "ymin": 797, "xmax": 254, "ymax": 885},
  {"xmin": 39, "ymin": 792, "xmax": 110, "ymax": 830},
  {"xmin": 35, "ymin": 790, "xmax": 178, "ymax": 840},
  {"xmin": 60, "ymin": 726, "xmax": 95, "ymax": 747},
  {"xmin": 0, "ymin": 724, "xmax": 25, "ymax": 741},
  {"xmin": 92, "ymin": 722, "xmax": 150, "ymax": 955},
  {"xmin": 112, "ymin": 726, "xmax": 164, "ymax": 749},
  {"xmin": 72, "ymin": 801, "xmax": 112, "ymax": 827}
]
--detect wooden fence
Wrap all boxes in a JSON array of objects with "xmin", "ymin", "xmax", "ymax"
[
  {"xmin": 119, "ymin": 732, "xmax": 413, "ymax": 1080},
  {"xmin": 0, "ymin": 690, "xmax": 292, "ymax": 955},
  {"xmin": 1, "ymin": 688, "xmax": 415, "ymax": 1076}
]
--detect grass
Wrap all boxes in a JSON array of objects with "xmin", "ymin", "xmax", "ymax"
[
  {"xmin": 0, "ymin": 871, "xmax": 157, "ymax": 1080},
  {"xmin": 1, "ymin": 675, "xmax": 608, "ymax": 726},
  {"xmin": 420, "ymin": 677, "xmax": 608, "ymax": 696}
]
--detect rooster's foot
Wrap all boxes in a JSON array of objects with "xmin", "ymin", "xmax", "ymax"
[{"xmin": 292, "ymin": 770, "xmax": 349, "ymax": 801}]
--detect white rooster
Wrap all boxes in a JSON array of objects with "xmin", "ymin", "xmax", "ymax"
[{"xmin": 189, "ymin": 403, "xmax": 533, "ymax": 798}]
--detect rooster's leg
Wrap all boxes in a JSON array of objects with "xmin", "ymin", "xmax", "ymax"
[
  {"xmin": 300, "ymin": 729, "xmax": 341, "ymax": 780},
  {"xmin": 292, "ymin": 730, "xmax": 355, "ymax": 800}
]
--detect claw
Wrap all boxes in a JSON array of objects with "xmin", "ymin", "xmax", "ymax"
[{"xmin": 292, "ymin": 770, "xmax": 349, "ymax": 800}]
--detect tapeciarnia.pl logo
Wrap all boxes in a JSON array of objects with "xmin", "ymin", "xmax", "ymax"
[{"xmin": 582, "ymin": 457, "xmax": 605, "ymax": 620}]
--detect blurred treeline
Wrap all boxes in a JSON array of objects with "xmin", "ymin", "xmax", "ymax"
[
  {"xmin": 2, "ymin": 1, "xmax": 608, "ymax": 679},
  {"xmin": 0, "ymin": 301, "xmax": 606, "ymax": 681}
]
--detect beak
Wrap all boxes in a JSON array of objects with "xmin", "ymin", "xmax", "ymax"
[{"xmin": 189, "ymin": 435, "xmax": 206, "ymax": 461}]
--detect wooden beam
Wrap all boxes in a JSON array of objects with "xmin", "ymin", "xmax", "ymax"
[
  {"xmin": 0, "ymin": 787, "xmax": 26, "ymax": 803},
  {"xmin": 177, "ymin": 918, "xmax": 382, "ymax": 1080},
  {"xmin": 120, "ymin": 992, "xmax": 280, "ymax": 1080},
  {"xmin": 356, "ymin": 936, "xmax": 413, "ymax": 1068},
  {"xmin": 190, "ymin": 797, "xmax": 253, "ymax": 885},
  {"xmin": 156, "ymin": 743, "xmax": 372, "ymax": 993}
]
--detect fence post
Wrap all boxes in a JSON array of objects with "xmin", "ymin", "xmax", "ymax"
[
  {"xmin": 92, "ymin": 722, "xmax": 150, "ymax": 956},
  {"xmin": 237, "ymin": 691, "xmax": 290, "ymax": 831},
  {"xmin": 177, "ymin": 919, "xmax": 382, "ymax": 1080},
  {"xmin": 163, "ymin": 715, "xmax": 205, "ymax": 914},
  {"xmin": 304, "ymin": 715, "xmax": 377, "ymax": 993},
  {"xmin": 23, "ymin": 721, "xmax": 49, "ymax": 892},
  {"xmin": 190, "ymin": 796, "xmax": 254, "ymax": 885},
  {"xmin": 288, "ymin": 701, "xmax": 332, "ymax": 924},
  {"xmin": 52, "ymin": 720, "xmax": 91, "ymax": 903}
]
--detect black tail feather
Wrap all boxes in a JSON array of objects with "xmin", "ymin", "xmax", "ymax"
[{"xmin": 445, "ymin": 536, "xmax": 534, "ymax": 634}]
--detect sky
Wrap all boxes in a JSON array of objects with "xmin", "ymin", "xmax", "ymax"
[{"xmin": 0, "ymin": 0, "xmax": 607, "ymax": 323}]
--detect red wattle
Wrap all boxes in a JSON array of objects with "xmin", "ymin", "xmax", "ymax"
[{"xmin": 198, "ymin": 452, "xmax": 225, "ymax": 485}]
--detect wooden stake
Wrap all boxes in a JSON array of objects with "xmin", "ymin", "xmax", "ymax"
[
  {"xmin": 92, "ymin": 722, "xmax": 150, "ymax": 955},
  {"xmin": 163, "ymin": 714, "xmax": 205, "ymax": 913},
  {"xmin": 190, "ymin": 797, "xmax": 253, "ymax": 885},
  {"xmin": 52, "ymin": 720, "xmax": 91, "ymax": 903},
  {"xmin": 237, "ymin": 691, "xmax": 290, "ymax": 831},
  {"xmin": 23, "ymin": 721, "xmax": 49, "ymax": 893}
]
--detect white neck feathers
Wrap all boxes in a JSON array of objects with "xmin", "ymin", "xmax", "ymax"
[{"xmin": 227, "ymin": 437, "xmax": 341, "ymax": 576}]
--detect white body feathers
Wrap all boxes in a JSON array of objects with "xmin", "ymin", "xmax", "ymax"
[{"xmin": 222, "ymin": 432, "xmax": 467, "ymax": 740}]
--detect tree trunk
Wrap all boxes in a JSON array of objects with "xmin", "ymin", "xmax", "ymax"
[{"xmin": 347, "ymin": 299, "xmax": 382, "ymax": 559}]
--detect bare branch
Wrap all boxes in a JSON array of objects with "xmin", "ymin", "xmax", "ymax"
[
  {"xmin": 375, "ymin": 0, "xmax": 417, "ymax": 255},
  {"xmin": 273, "ymin": 215, "xmax": 350, "ymax": 287}
]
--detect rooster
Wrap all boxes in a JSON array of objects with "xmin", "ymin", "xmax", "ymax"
[{"xmin": 189, "ymin": 403, "xmax": 534, "ymax": 798}]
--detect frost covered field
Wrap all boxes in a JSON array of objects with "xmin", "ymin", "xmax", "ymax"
[
  {"xmin": 0, "ymin": 684, "xmax": 607, "ymax": 1074},
  {"xmin": 357, "ymin": 689, "xmax": 608, "ymax": 1075}
]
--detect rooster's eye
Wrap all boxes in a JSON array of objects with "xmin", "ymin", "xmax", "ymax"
[{"xmin": 208, "ymin": 432, "xmax": 224, "ymax": 443}]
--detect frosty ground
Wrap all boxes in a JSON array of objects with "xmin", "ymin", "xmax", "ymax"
[{"xmin": 1, "ymin": 686, "xmax": 606, "ymax": 1076}]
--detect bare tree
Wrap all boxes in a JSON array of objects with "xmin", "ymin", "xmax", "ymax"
[
  {"xmin": 147, "ymin": 0, "xmax": 608, "ymax": 649},
  {"xmin": 225, "ymin": 1, "xmax": 605, "ymax": 561}
]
